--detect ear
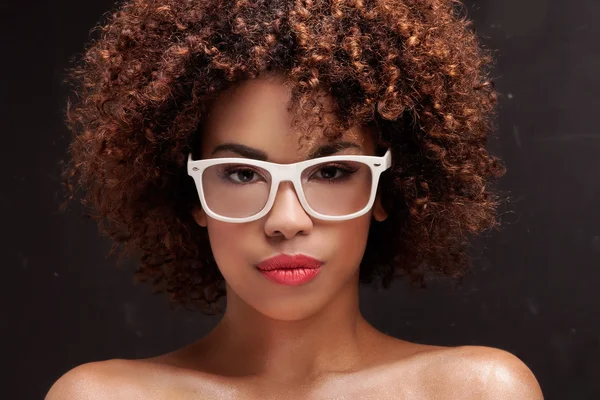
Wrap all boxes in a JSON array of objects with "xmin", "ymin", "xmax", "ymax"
[
  {"xmin": 372, "ymin": 190, "xmax": 388, "ymax": 222},
  {"xmin": 191, "ymin": 205, "xmax": 208, "ymax": 228}
]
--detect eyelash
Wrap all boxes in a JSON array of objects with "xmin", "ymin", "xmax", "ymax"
[{"xmin": 218, "ymin": 163, "xmax": 358, "ymax": 185}]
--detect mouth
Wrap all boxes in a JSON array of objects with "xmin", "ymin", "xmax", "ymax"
[{"xmin": 256, "ymin": 253, "xmax": 323, "ymax": 286}]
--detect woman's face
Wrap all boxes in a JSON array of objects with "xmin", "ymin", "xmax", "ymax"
[{"xmin": 192, "ymin": 74, "xmax": 387, "ymax": 321}]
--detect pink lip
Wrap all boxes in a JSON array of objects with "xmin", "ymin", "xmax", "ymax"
[{"xmin": 256, "ymin": 254, "xmax": 323, "ymax": 286}]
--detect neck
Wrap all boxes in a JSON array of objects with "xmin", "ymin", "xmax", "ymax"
[{"xmin": 194, "ymin": 273, "xmax": 380, "ymax": 383}]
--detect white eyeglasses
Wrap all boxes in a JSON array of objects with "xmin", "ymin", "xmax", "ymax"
[{"xmin": 187, "ymin": 149, "xmax": 392, "ymax": 223}]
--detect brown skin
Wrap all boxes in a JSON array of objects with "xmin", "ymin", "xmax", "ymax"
[
  {"xmin": 46, "ymin": 74, "xmax": 543, "ymax": 399},
  {"xmin": 46, "ymin": 347, "xmax": 542, "ymax": 399},
  {"xmin": 50, "ymin": 0, "xmax": 543, "ymax": 397},
  {"xmin": 61, "ymin": 0, "xmax": 507, "ymax": 312}
]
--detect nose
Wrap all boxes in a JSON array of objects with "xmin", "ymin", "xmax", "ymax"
[{"xmin": 264, "ymin": 181, "xmax": 313, "ymax": 239}]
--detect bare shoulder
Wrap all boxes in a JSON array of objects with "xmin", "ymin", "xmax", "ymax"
[
  {"xmin": 416, "ymin": 345, "xmax": 544, "ymax": 400},
  {"xmin": 45, "ymin": 357, "xmax": 240, "ymax": 400},
  {"xmin": 44, "ymin": 359, "xmax": 153, "ymax": 400}
]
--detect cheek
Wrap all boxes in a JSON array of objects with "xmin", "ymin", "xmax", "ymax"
[
  {"xmin": 204, "ymin": 214, "xmax": 373, "ymax": 292},
  {"xmin": 204, "ymin": 221, "xmax": 254, "ymax": 271},
  {"xmin": 309, "ymin": 213, "xmax": 373, "ymax": 280},
  {"xmin": 330, "ymin": 215, "xmax": 372, "ymax": 263}
]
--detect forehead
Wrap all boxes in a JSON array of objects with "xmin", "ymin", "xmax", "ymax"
[{"xmin": 199, "ymin": 75, "xmax": 375, "ymax": 161}]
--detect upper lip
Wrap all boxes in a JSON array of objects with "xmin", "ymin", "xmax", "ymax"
[{"xmin": 256, "ymin": 253, "xmax": 323, "ymax": 271}]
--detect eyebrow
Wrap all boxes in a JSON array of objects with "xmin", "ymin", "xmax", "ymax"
[{"xmin": 210, "ymin": 141, "xmax": 363, "ymax": 160}]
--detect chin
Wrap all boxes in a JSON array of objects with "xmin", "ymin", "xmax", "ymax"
[{"xmin": 254, "ymin": 301, "xmax": 326, "ymax": 322}]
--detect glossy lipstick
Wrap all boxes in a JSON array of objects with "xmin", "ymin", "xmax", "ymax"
[{"xmin": 256, "ymin": 254, "xmax": 323, "ymax": 286}]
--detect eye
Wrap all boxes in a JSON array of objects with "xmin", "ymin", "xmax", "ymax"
[
  {"xmin": 222, "ymin": 166, "xmax": 265, "ymax": 184},
  {"xmin": 316, "ymin": 165, "xmax": 344, "ymax": 180},
  {"xmin": 309, "ymin": 163, "xmax": 358, "ymax": 182}
]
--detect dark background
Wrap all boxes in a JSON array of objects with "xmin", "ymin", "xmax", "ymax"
[{"xmin": 2, "ymin": 0, "xmax": 599, "ymax": 399}]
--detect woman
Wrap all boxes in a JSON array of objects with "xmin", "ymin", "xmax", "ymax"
[{"xmin": 47, "ymin": 0, "xmax": 543, "ymax": 398}]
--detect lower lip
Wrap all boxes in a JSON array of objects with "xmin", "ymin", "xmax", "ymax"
[{"xmin": 258, "ymin": 267, "xmax": 322, "ymax": 286}]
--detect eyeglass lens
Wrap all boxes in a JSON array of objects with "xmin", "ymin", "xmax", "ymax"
[{"xmin": 201, "ymin": 160, "xmax": 372, "ymax": 218}]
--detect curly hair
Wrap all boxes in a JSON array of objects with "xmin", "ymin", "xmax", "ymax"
[{"xmin": 62, "ymin": 0, "xmax": 505, "ymax": 313}]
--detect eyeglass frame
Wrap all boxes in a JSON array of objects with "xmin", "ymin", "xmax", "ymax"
[{"xmin": 187, "ymin": 148, "xmax": 392, "ymax": 223}]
